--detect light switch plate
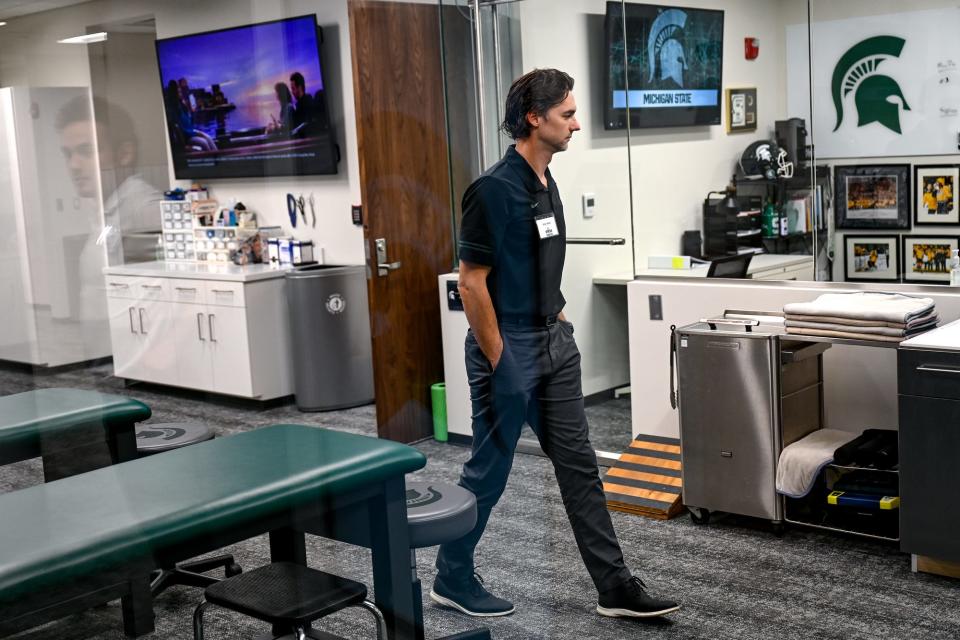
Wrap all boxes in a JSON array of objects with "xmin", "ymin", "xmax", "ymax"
[
  {"xmin": 582, "ymin": 192, "xmax": 596, "ymax": 218},
  {"xmin": 649, "ymin": 294, "xmax": 663, "ymax": 320}
]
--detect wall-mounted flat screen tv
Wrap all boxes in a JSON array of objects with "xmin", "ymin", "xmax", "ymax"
[
  {"xmin": 156, "ymin": 15, "xmax": 338, "ymax": 179},
  {"xmin": 604, "ymin": 2, "xmax": 724, "ymax": 129}
]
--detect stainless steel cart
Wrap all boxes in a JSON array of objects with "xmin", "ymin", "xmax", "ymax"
[{"xmin": 673, "ymin": 316, "xmax": 827, "ymax": 530}]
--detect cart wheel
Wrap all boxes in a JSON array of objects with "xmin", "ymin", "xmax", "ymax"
[
  {"xmin": 771, "ymin": 522, "xmax": 785, "ymax": 538},
  {"xmin": 225, "ymin": 563, "xmax": 243, "ymax": 578},
  {"xmin": 688, "ymin": 507, "xmax": 711, "ymax": 525}
]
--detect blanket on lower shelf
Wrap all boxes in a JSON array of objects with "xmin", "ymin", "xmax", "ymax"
[{"xmin": 776, "ymin": 429, "xmax": 858, "ymax": 498}]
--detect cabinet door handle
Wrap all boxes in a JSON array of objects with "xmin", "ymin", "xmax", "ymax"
[
  {"xmin": 208, "ymin": 313, "xmax": 216, "ymax": 342},
  {"xmin": 197, "ymin": 313, "xmax": 205, "ymax": 341},
  {"xmin": 141, "ymin": 284, "xmax": 163, "ymax": 290},
  {"xmin": 176, "ymin": 286, "xmax": 197, "ymax": 292},
  {"xmin": 916, "ymin": 364, "xmax": 960, "ymax": 375},
  {"xmin": 138, "ymin": 308, "xmax": 147, "ymax": 334},
  {"xmin": 128, "ymin": 307, "xmax": 137, "ymax": 334},
  {"xmin": 110, "ymin": 282, "xmax": 129, "ymax": 289}
]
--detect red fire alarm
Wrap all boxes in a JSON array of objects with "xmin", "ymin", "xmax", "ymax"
[{"xmin": 745, "ymin": 37, "xmax": 759, "ymax": 60}]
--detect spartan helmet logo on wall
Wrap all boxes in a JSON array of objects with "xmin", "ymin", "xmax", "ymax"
[
  {"xmin": 648, "ymin": 9, "xmax": 688, "ymax": 88},
  {"xmin": 831, "ymin": 35, "xmax": 911, "ymax": 134}
]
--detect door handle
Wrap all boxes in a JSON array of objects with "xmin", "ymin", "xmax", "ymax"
[
  {"xmin": 208, "ymin": 313, "xmax": 216, "ymax": 343},
  {"xmin": 138, "ymin": 308, "xmax": 147, "ymax": 334},
  {"xmin": 128, "ymin": 307, "xmax": 137, "ymax": 334},
  {"xmin": 197, "ymin": 312, "xmax": 205, "ymax": 341},
  {"xmin": 375, "ymin": 238, "xmax": 402, "ymax": 277},
  {"xmin": 916, "ymin": 364, "xmax": 960, "ymax": 375}
]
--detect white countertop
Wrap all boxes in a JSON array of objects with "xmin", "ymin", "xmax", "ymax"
[
  {"xmin": 103, "ymin": 261, "xmax": 291, "ymax": 283},
  {"xmin": 901, "ymin": 318, "xmax": 960, "ymax": 351},
  {"xmin": 593, "ymin": 254, "xmax": 813, "ymax": 285}
]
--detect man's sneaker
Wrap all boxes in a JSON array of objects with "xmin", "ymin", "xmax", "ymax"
[
  {"xmin": 597, "ymin": 576, "xmax": 680, "ymax": 618},
  {"xmin": 430, "ymin": 573, "xmax": 515, "ymax": 617}
]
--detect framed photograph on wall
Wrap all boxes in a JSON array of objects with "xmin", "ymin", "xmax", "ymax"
[
  {"xmin": 835, "ymin": 164, "xmax": 910, "ymax": 230},
  {"xmin": 844, "ymin": 235, "xmax": 900, "ymax": 283},
  {"xmin": 902, "ymin": 235, "xmax": 959, "ymax": 283},
  {"xmin": 725, "ymin": 87, "xmax": 757, "ymax": 133},
  {"xmin": 914, "ymin": 165, "xmax": 960, "ymax": 226}
]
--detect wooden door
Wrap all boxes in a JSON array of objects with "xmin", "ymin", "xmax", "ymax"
[{"xmin": 349, "ymin": 0, "xmax": 454, "ymax": 443}]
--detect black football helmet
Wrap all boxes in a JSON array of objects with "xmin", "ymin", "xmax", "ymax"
[{"xmin": 739, "ymin": 140, "xmax": 794, "ymax": 180}]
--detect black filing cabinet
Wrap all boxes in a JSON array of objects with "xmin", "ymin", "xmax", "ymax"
[{"xmin": 897, "ymin": 348, "xmax": 960, "ymax": 562}]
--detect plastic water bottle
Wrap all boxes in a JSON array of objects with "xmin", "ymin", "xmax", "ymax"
[{"xmin": 762, "ymin": 200, "xmax": 777, "ymax": 237}]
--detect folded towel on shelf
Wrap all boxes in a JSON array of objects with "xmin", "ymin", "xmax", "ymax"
[
  {"xmin": 784, "ymin": 309, "xmax": 939, "ymax": 329},
  {"xmin": 783, "ymin": 292, "xmax": 935, "ymax": 324},
  {"xmin": 784, "ymin": 326, "xmax": 912, "ymax": 343},
  {"xmin": 777, "ymin": 429, "xmax": 859, "ymax": 498},
  {"xmin": 785, "ymin": 316, "xmax": 939, "ymax": 338}
]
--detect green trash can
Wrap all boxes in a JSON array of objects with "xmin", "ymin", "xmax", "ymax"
[{"xmin": 431, "ymin": 382, "xmax": 448, "ymax": 442}]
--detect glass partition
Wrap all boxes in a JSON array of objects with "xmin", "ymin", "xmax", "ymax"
[
  {"xmin": 809, "ymin": 0, "xmax": 960, "ymax": 285},
  {"xmin": 441, "ymin": 0, "xmax": 636, "ymax": 457},
  {"xmin": 627, "ymin": 0, "xmax": 820, "ymax": 283}
]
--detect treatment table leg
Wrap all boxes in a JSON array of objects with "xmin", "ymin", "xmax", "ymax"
[
  {"xmin": 370, "ymin": 477, "xmax": 416, "ymax": 640},
  {"xmin": 120, "ymin": 576, "xmax": 155, "ymax": 637}
]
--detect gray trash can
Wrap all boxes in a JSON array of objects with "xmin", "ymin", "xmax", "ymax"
[{"xmin": 285, "ymin": 264, "xmax": 375, "ymax": 411}]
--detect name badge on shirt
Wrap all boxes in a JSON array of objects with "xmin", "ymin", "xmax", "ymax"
[{"xmin": 534, "ymin": 213, "xmax": 558, "ymax": 239}]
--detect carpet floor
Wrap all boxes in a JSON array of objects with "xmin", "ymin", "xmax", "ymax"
[{"xmin": 1, "ymin": 362, "xmax": 958, "ymax": 639}]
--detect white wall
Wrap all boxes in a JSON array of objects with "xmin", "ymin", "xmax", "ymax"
[
  {"xmin": 0, "ymin": 0, "xmax": 365, "ymax": 265},
  {"xmin": 782, "ymin": 0, "xmax": 960, "ymax": 282}
]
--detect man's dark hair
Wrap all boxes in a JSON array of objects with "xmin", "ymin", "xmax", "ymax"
[
  {"xmin": 290, "ymin": 72, "xmax": 306, "ymax": 90},
  {"xmin": 500, "ymin": 68, "xmax": 574, "ymax": 140},
  {"xmin": 55, "ymin": 95, "xmax": 137, "ymax": 153}
]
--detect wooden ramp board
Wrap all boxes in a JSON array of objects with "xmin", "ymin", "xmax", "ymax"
[{"xmin": 603, "ymin": 435, "xmax": 684, "ymax": 520}]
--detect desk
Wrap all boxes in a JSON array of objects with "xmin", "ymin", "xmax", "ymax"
[
  {"xmin": 0, "ymin": 425, "xmax": 425, "ymax": 639},
  {"xmin": 593, "ymin": 254, "xmax": 814, "ymax": 285}
]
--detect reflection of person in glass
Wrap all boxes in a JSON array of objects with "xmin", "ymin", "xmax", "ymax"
[
  {"xmin": 289, "ymin": 71, "xmax": 315, "ymax": 131},
  {"xmin": 56, "ymin": 95, "xmax": 162, "ymax": 264},
  {"xmin": 266, "ymin": 82, "xmax": 295, "ymax": 134}
]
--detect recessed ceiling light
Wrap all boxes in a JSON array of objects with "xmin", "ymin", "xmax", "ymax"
[
  {"xmin": 0, "ymin": 22, "xmax": 8, "ymax": 27},
  {"xmin": 57, "ymin": 31, "xmax": 107, "ymax": 44}
]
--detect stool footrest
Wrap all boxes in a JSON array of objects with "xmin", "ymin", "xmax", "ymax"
[{"xmin": 204, "ymin": 562, "xmax": 367, "ymax": 626}]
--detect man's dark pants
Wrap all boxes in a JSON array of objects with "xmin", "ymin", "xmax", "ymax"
[{"xmin": 436, "ymin": 321, "xmax": 631, "ymax": 593}]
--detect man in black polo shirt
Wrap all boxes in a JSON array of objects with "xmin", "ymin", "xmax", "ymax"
[{"xmin": 431, "ymin": 69, "xmax": 680, "ymax": 620}]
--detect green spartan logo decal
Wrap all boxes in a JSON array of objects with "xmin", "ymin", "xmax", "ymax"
[{"xmin": 832, "ymin": 35, "xmax": 910, "ymax": 134}]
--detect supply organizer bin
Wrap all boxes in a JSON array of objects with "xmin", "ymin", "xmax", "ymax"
[{"xmin": 285, "ymin": 265, "xmax": 375, "ymax": 411}]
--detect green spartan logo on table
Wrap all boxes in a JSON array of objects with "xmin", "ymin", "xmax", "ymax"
[{"xmin": 831, "ymin": 35, "xmax": 910, "ymax": 134}]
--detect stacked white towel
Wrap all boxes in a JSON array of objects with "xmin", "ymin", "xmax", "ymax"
[{"xmin": 783, "ymin": 292, "xmax": 938, "ymax": 342}]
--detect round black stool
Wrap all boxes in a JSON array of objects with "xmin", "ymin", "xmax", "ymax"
[
  {"xmin": 135, "ymin": 422, "xmax": 239, "ymax": 596},
  {"xmin": 405, "ymin": 481, "xmax": 488, "ymax": 640},
  {"xmin": 136, "ymin": 422, "xmax": 214, "ymax": 457},
  {"xmin": 405, "ymin": 481, "xmax": 477, "ymax": 550}
]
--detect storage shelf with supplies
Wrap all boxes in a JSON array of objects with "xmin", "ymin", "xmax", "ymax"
[
  {"xmin": 160, "ymin": 200, "xmax": 195, "ymax": 261},
  {"xmin": 778, "ymin": 332, "xmax": 900, "ymax": 543}
]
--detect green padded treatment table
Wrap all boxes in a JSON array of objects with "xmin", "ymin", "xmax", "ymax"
[
  {"xmin": 0, "ymin": 388, "xmax": 151, "ymax": 480},
  {"xmin": 0, "ymin": 424, "xmax": 426, "ymax": 639}
]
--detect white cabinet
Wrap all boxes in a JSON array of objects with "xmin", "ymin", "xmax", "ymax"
[
  {"xmin": 104, "ymin": 277, "xmax": 174, "ymax": 384},
  {"xmin": 104, "ymin": 270, "xmax": 291, "ymax": 400},
  {"xmin": 206, "ymin": 305, "xmax": 252, "ymax": 397},
  {"xmin": 106, "ymin": 296, "xmax": 143, "ymax": 380},
  {"xmin": 170, "ymin": 298, "xmax": 212, "ymax": 391}
]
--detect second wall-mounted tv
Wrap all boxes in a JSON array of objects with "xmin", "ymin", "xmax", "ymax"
[
  {"xmin": 156, "ymin": 15, "xmax": 338, "ymax": 180},
  {"xmin": 605, "ymin": 1, "xmax": 724, "ymax": 129}
]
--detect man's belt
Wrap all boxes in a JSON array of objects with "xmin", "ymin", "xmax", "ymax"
[{"xmin": 498, "ymin": 313, "xmax": 559, "ymax": 327}]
